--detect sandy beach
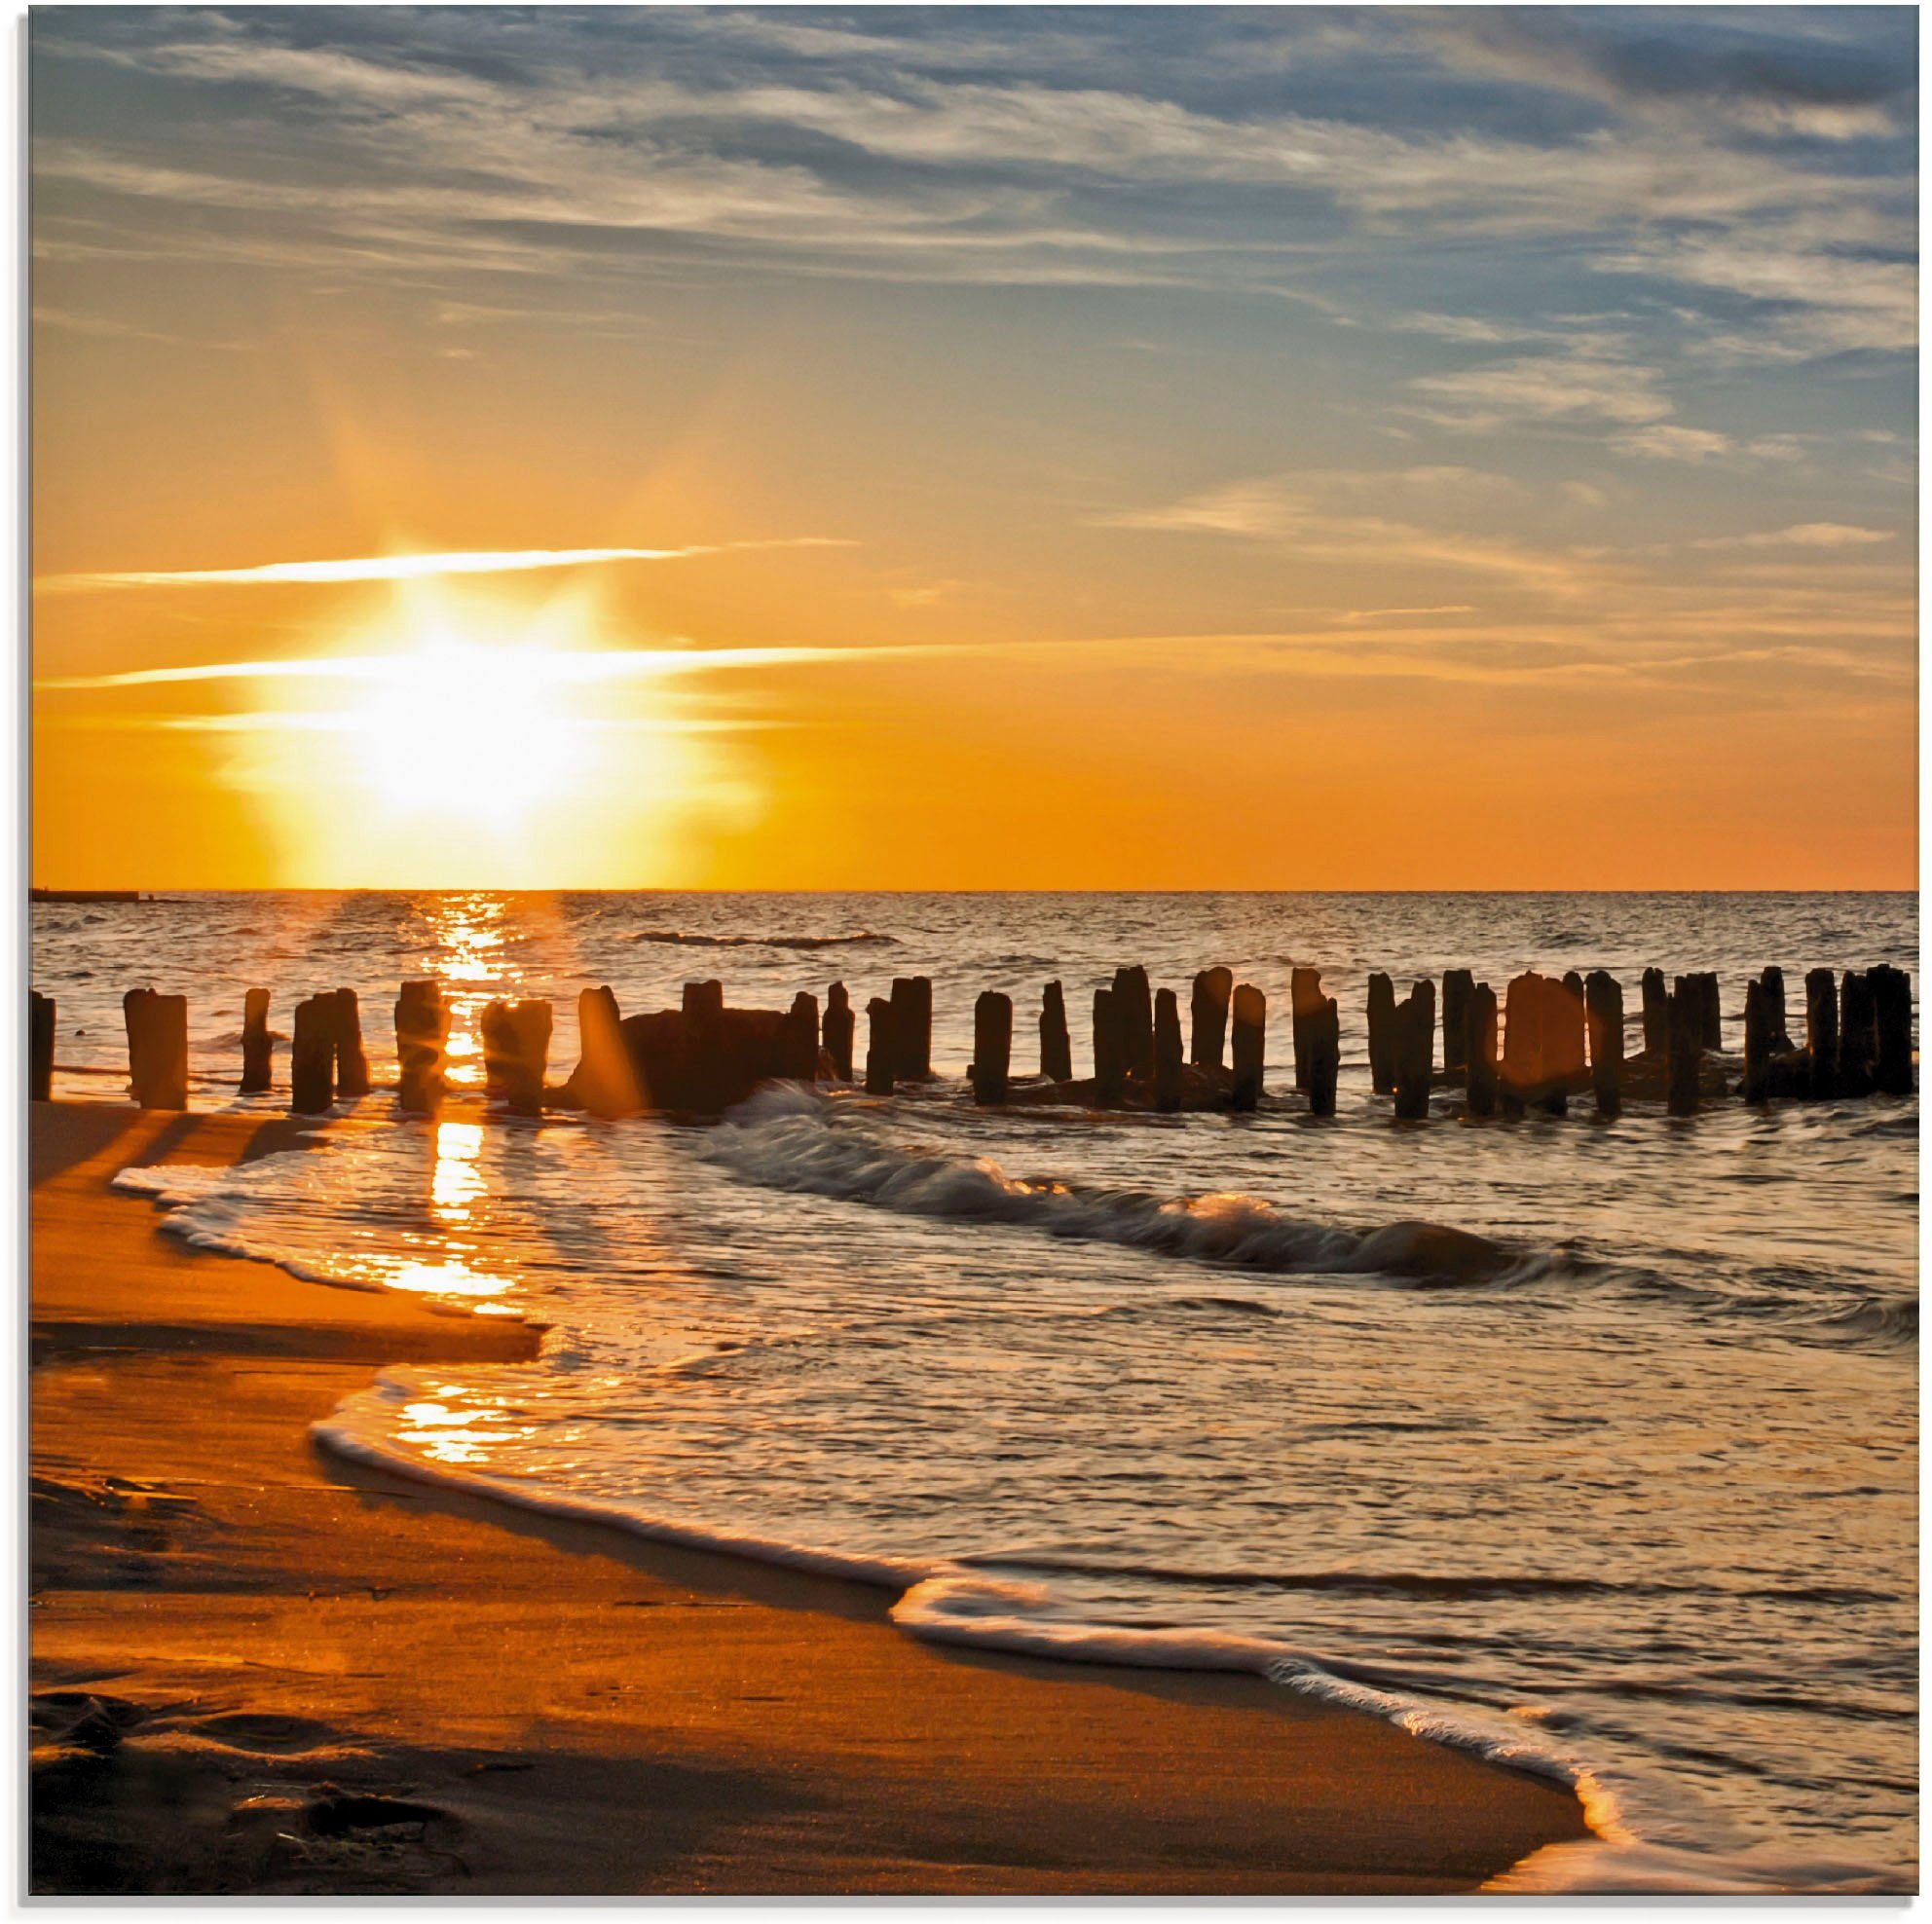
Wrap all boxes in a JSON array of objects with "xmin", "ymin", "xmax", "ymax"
[{"xmin": 28, "ymin": 1097, "xmax": 1591, "ymax": 1895}]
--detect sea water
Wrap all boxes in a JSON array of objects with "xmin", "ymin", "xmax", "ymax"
[{"xmin": 35, "ymin": 891, "xmax": 1917, "ymax": 1891}]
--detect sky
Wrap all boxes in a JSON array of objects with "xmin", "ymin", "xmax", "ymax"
[{"xmin": 30, "ymin": 4, "xmax": 1918, "ymax": 889}]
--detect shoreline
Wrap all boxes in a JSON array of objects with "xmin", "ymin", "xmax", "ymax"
[{"xmin": 31, "ymin": 1098, "xmax": 1592, "ymax": 1895}]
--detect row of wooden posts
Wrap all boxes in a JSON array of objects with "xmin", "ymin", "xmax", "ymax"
[{"xmin": 25, "ymin": 960, "xmax": 1913, "ymax": 1119}]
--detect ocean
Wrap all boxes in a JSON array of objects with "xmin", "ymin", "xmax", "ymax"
[{"xmin": 33, "ymin": 889, "xmax": 1918, "ymax": 1892}]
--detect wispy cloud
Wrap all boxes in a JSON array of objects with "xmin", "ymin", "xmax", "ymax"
[
  {"xmin": 36, "ymin": 538, "xmax": 851, "ymax": 594},
  {"xmin": 1692, "ymin": 522, "xmax": 1899, "ymax": 551}
]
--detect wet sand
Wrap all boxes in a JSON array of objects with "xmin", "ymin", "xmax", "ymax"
[{"xmin": 30, "ymin": 1100, "xmax": 1591, "ymax": 1895}]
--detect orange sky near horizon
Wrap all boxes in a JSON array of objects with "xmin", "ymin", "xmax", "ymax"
[{"xmin": 29, "ymin": 8, "xmax": 1918, "ymax": 891}]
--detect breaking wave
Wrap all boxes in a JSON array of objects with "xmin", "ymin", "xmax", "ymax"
[{"xmin": 632, "ymin": 929, "xmax": 898, "ymax": 950}]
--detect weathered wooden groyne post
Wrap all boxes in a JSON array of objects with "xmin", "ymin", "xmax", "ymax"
[
  {"xmin": 1758, "ymin": 967, "xmax": 1793, "ymax": 1053},
  {"xmin": 1641, "ymin": 967, "xmax": 1667, "ymax": 1057},
  {"xmin": 1501, "ymin": 973, "xmax": 1556, "ymax": 1117},
  {"xmin": 1229, "ymin": 982, "xmax": 1265, "ymax": 1113},
  {"xmin": 394, "ymin": 979, "xmax": 449, "ymax": 1117},
  {"xmin": 574, "ymin": 985, "xmax": 638, "ymax": 1118},
  {"xmin": 1465, "ymin": 982, "xmax": 1499, "ymax": 1117},
  {"xmin": 783, "ymin": 991, "xmax": 820, "ymax": 1081},
  {"xmin": 1441, "ymin": 969, "xmax": 1473, "ymax": 1080},
  {"xmin": 1093, "ymin": 988, "xmax": 1125, "ymax": 1103},
  {"xmin": 1584, "ymin": 970, "xmax": 1622, "ymax": 1119},
  {"xmin": 1391, "ymin": 983, "xmax": 1431, "ymax": 1121},
  {"xmin": 30, "ymin": 991, "xmax": 54, "ymax": 1101},
  {"xmin": 124, "ymin": 987, "xmax": 188, "ymax": 1110},
  {"xmin": 1153, "ymin": 987, "xmax": 1183, "ymax": 1112},
  {"xmin": 1666, "ymin": 977, "xmax": 1701, "ymax": 1117},
  {"xmin": 1872, "ymin": 965, "xmax": 1913, "ymax": 1095},
  {"xmin": 1290, "ymin": 968, "xmax": 1323, "ymax": 1092},
  {"xmin": 890, "ymin": 977, "xmax": 933, "ymax": 1081},
  {"xmin": 505, "ymin": 1000, "xmax": 552, "ymax": 1115},
  {"xmin": 1804, "ymin": 968, "xmax": 1838, "ymax": 1098},
  {"xmin": 481, "ymin": 999, "xmax": 514, "ymax": 1099},
  {"xmin": 1366, "ymin": 972, "xmax": 1395, "ymax": 1094},
  {"xmin": 865, "ymin": 997, "xmax": 897, "ymax": 1096},
  {"xmin": 1112, "ymin": 966, "xmax": 1155, "ymax": 1081},
  {"xmin": 290, "ymin": 994, "xmax": 335, "ymax": 1115},
  {"xmin": 823, "ymin": 982, "xmax": 855, "ymax": 1082},
  {"xmin": 1040, "ymin": 980, "xmax": 1072, "ymax": 1083},
  {"xmin": 1838, "ymin": 972, "xmax": 1876, "ymax": 1098},
  {"xmin": 972, "ymin": 992, "xmax": 1013, "ymax": 1105},
  {"xmin": 1552, "ymin": 973, "xmax": 1586, "ymax": 1111},
  {"xmin": 1692, "ymin": 973, "xmax": 1722, "ymax": 1051},
  {"xmin": 1306, "ymin": 990, "xmax": 1339, "ymax": 1118},
  {"xmin": 1190, "ymin": 967, "xmax": 1231, "ymax": 1069},
  {"xmin": 1743, "ymin": 978, "xmax": 1773, "ymax": 1105},
  {"xmin": 333, "ymin": 988, "xmax": 372, "ymax": 1098},
  {"xmin": 241, "ymin": 987, "xmax": 273, "ymax": 1093}
]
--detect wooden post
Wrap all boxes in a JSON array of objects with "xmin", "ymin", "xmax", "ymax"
[
  {"xmin": 1289, "ymin": 968, "xmax": 1323, "ymax": 1091},
  {"xmin": 241, "ymin": 987, "xmax": 272, "ymax": 1094},
  {"xmin": 784, "ymin": 991, "xmax": 820, "ymax": 1082},
  {"xmin": 1694, "ymin": 973, "xmax": 1722, "ymax": 1051},
  {"xmin": 1501, "ymin": 973, "xmax": 1542, "ymax": 1118},
  {"xmin": 481, "ymin": 999, "xmax": 514, "ymax": 1099},
  {"xmin": 1392, "ymin": 986, "xmax": 1431, "ymax": 1121},
  {"xmin": 1742, "ymin": 979, "xmax": 1772, "ymax": 1105},
  {"xmin": 1584, "ymin": 970, "xmax": 1622, "ymax": 1119},
  {"xmin": 1641, "ymin": 967, "xmax": 1667, "ymax": 1056},
  {"xmin": 29, "ymin": 991, "xmax": 54, "ymax": 1101},
  {"xmin": 1465, "ymin": 982, "xmax": 1499, "ymax": 1118},
  {"xmin": 1441, "ymin": 970, "xmax": 1472, "ymax": 1078},
  {"xmin": 971, "ymin": 992, "xmax": 1013, "ymax": 1105},
  {"xmin": 865, "ymin": 997, "xmax": 897, "ymax": 1095},
  {"xmin": 890, "ymin": 977, "xmax": 932, "ymax": 1081},
  {"xmin": 1040, "ymin": 980, "xmax": 1072, "ymax": 1083},
  {"xmin": 124, "ymin": 988, "xmax": 188, "ymax": 1111},
  {"xmin": 394, "ymin": 980, "xmax": 449, "ymax": 1117},
  {"xmin": 1366, "ymin": 972, "xmax": 1395, "ymax": 1094},
  {"xmin": 290, "ymin": 994, "xmax": 335, "ymax": 1115},
  {"xmin": 332, "ymin": 987, "xmax": 372, "ymax": 1099},
  {"xmin": 1112, "ymin": 967, "xmax": 1155, "ymax": 1081},
  {"xmin": 1872, "ymin": 965, "xmax": 1913, "ymax": 1096},
  {"xmin": 1229, "ymin": 982, "xmax": 1265, "ymax": 1113},
  {"xmin": 575, "ymin": 986, "xmax": 638, "ymax": 1117},
  {"xmin": 1804, "ymin": 968, "xmax": 1838, "ymax": 1099},
  {"xmin": 1666, "ymin": 977, "xmax": 1701, "ymax": 1117},
  {"xmin": 1092, "ymin": 988, "xmax": 1124, "ymax": 1103},
  {"xmin": 1838, "ymin": 972, "xmax": 1876, "ymax": 1097},
  {"xmin": 1190, "ymin": 967, "xmax": 1232, "ymax": 1069},
  {"xmin": 685, "ymin": 979, "xmax": 724, "ymax": 1028},
  {"xmin": 1759, "ymin": 968, "xmax": 1792, "ymax": 1053},
  {"xmin": 503, "ymin": 1000, "xmax": 551, "ymax": 1116},
  {"xmin": 1153, "ymin": 987, "xmax": 1183, "ymax": 1112},
  {"xmin": 1306, "ymin": 994, "xmax": 1339, "ymax": 1118},
  {"xmin": 823, "ymin": 982, "xmax": 855, "ymax": 1082},
  {"xmin": 1550, "ymin": 973, "xmax": 1585, "ymax": 1111}
]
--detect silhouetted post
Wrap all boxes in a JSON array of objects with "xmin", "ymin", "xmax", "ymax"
[
  {"xmin": 1501, "ymin": 973, "xmax": 1542, "ymax": 1119},
  {"xmin": 1289, "ymin": 968, "xmax": 1323, "ymax": 1091},
  {"xmin": 1838, "ymin": 972, "xmax": 1876, "ymax": 1098},
  {"xmin": 1584, "ymin": 970, "xmax": 1623, "ymax": 1120},
  {"xmin": 504, "ymin": 1000, "xmax": 552, "ymax": 1116},
  {"xmin": 481, "ymin": 999, "xmax": 514, "ymax": 1099},
  {"xmin": 1040, "ymin": 980, "xmax": 1072, "ymax": 1083},
  {"xmin": 575, "ymin": 985, "xmax": 637, "ymax": 1117},
  {"xmin": 1641, "ymin": 968, "xmax": 1667, "ymax": 1056},
  {"xmin": 865, "ymin": 997, "xmax": 897, "ymax": 1095},
  {"xmin": 1366, "ymin": 973, "xmax": 1395, "ymax": 1094},
  {"xmin": 1392, "ymin": 986, "xmax": 1431, "ymax": 1121},
  {"xmin": 29, "ymin": 991, "xmax": 54, "ymax": 1102},
  {"xmin": 685, "ymin": 979, "xmax": 724, "ymax": 1029},
  {"xmin": 1694, "ymin": 973, "xmax": 1722, "ymax": 1051},
  {"xmin": 1190, "ymin": 967, "xmax": 1232, "ymax": 1069},
  {"xmin": 1758, "ymin": 967, "xmax": 1792, "ymax": 1053},
  {"xmin": 394, "ymin": 980, "xmax": 449, "ymax": 1117},
  {"xmin": 290, "ymin": 994, "xmax": 335, "ymax": 1115},
  {"xmin": 1743, "ymin": 979, "xmax": 1773, "ymax": 1105},
  {"xmin": 971, "ymin": 991, "xmax": 1013, "ymax": 1105},
  {"xmin": 1465, "ymin": 982, "xmax": 1499, "ymax": 1118},
  {"xmin": 1804, "ymin": 968, "xmax": 1838, "ymax": 1099},
  {"xmin": 332, "ymin": 987, "xmax": 372, "ymax": 1098},
  {"xmin": 123, "ymin": 988, "xmax": 188, "ymax": 1110},
  {"xmin": 1551, "ymin": 972, "xmax": 1586, "ymax": 1107},
  {"xmin": 241, "ymin": 987, "xmax": 272, "ymax": 1094},
  {"xmin": 1112, "ymin": 967, "xmax": 1155, "ymax": 1081},
  {"xmin": 1667, "ymin": 978, "xmax": 1701, "ymax": 1117},
  {"xmin": 1093, "ymin": 988, "xmax": 1125, "ymax": 1102},
  {"xmin": 890, "ymin": 977, "xmax": 932, "ymax": 1081},
  {"xmin": 1229, "ymin": 982, "xmax": 1265, "ymax": 1113},
  {"xmin": 1442, "ymin": 970, "xmax": 1473, "ymax": 1078},
  {"xmin": 783, "ymin": 991, "xmax": 820, "ymax": 1082},
  {"xmin": 823, "ymin": 982, "xmax": 855, "ymax": 1082},
  {"xmin": 1872, "ymin": 965, "xmax": 1913, "ymax": 1096},
  {"xmin": 1306, "ymin": 994, "xmax": 1339, "ymax": 1118},
  {"xmin": 1153, "ymin": 987, "xmax": 1183, "ymax": 1112}
]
